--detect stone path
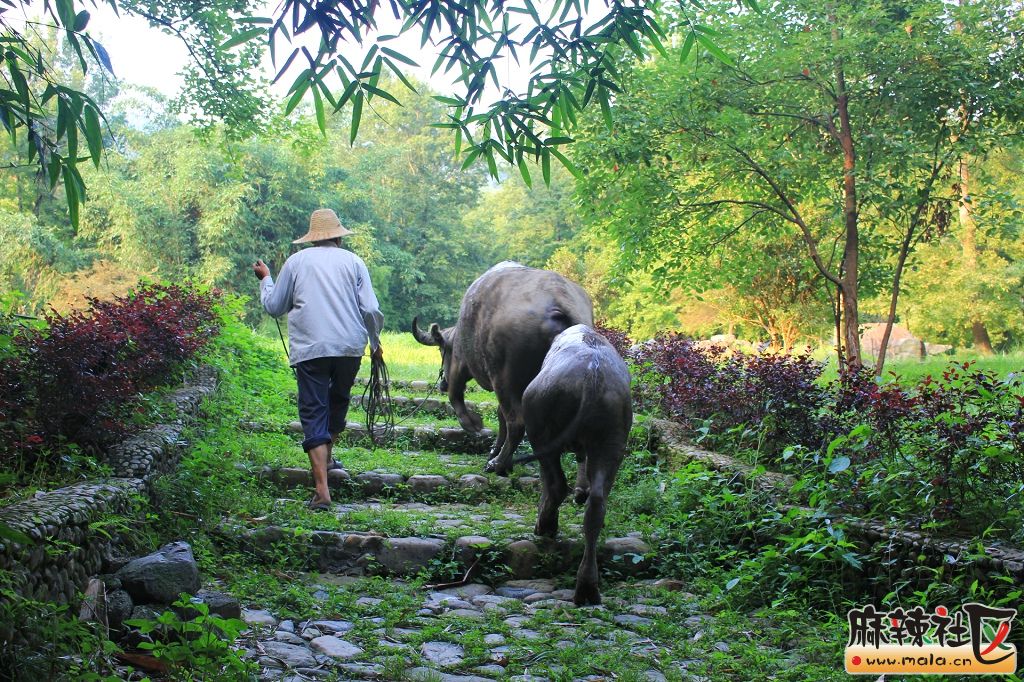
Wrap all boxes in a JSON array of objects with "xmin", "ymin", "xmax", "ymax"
[
  {"xmin": 237, "ymin": 575, "xmax": 707, "ymax": 682},
  {"xmin": 193, "ymin": 383, "xmax": 815, "ymax": 681}
]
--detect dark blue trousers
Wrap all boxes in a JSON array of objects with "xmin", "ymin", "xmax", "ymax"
[{"xmin": 295, "ymin": 356, "xmax": 362, "ymax": 452}]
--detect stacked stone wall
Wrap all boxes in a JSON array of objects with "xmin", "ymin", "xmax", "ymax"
[{"xmin": 0, "ymin": 367, "xmax": 217, "ymax": 604}]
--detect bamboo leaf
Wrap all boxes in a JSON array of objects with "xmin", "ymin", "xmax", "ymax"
[
  {"xmin": 695, "ymin": 33, "xmax": 734, "ymax": 67},
  {"xmin": 84, "ymin": 105, "xmax": 101, "ymax": 167},
  {"xmin": 312, "ymin": 82, "xmax": 326, "ymax": 135},
  {"xmin": 220, "ymin": 27, "xmax": 266, "ymax": 51},
  {"xmin": 349, "ymin": 92, "xmax": 363, "ymax": 145}
]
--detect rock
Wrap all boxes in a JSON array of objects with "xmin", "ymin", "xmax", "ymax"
[
  {"xmin": 310, "ymin": 635, "xmax": 363, "ymax": 659},
  {"xmin": 242, "ymin": 608, "xmax": 278, "ymax": 627},
  {"xmin": 455, "ymin": 536, "xmax": 493, "ymax": 565},
  {"xmin": 115, "ymin": 541, "xmax": 200, "ymax": 604},
  {"xmin": 121, "ymin": 605, "xmax": 163, "ymax": 648},
  {"xmin": 338, "ymin": 663, "xmax": 384, "ymax": 679},
  {"xmin": 275, "ymin": 468, "xmax": 312, "ymax": 487},
  {"xmin": 709, "ymin": 333, "xmax": 737, "ymax": 346},
  {"xmin": 259, "ymin": 641, "xmax": 317, "ymax": 669},
  {"xmin": 484, "ymin": 633, "xmax": 506, "ymax": 646},
  {"xmin": 106, "ymin": 589, "xmax": 134, "ymax": 631},
  {"xmin": 457, "ymin": 474, "xmax": 489, "ymax": 490},
  {"xmin": 505, "ymin": 540, "xmax": 539, "ymax": 580},
  {"xmin": 407, "ymin": 668, "xmax": 493, "ymax": 682},
  {"xmin": 376, "ymin": 537, "xmax": 446, "ymax": 575},
  {"xmin": 889, "ymin": 336, "xmax": 925, "ymax": 360},
  {"xmin": 407, "ymin": 475, "xmax": 448, "ymax": 494},
  {"xmin": 925, "ymin": 342, "xmax": 953, "ymax": 356},
  {"xmin": 327, "ymin": 468, "xmax": 351, "ymax": 486},
  {"xmin": 514, "ymin": 476, "xmax": 541, "ymax": 491},
  {"xmin": 614, "ymin": 614, "xmax": 653, "ymax": 626},
  {"xmin": 652, "ymin": 578, "xmax": 686, "ymax": 592},
  {"xmin": 420, "ymin": 641, "xmax": 465, "ymax": 666},
  {"xmin": 631, "ymin": 604, "xmax": 668, "ymax": 617},
  {"xmin": 356, "ymin": 472, "xmax": 404, "ymax": 495},
  {"xmin": 311, "ymin": 619, "xmax": 354, "ymax": 634},
  {"xmin": 495, "ymin": 586, "xmax": 537, "ymax": 600},
  {"xmin": 182, "ymin": 589, "xmax": 240, "ymax": 620},
  {"xmin": 274, "ymin": 631, "xmax": 306, "ymax": 645},
  {"xmin": 438, "ymin": 583, "xmax": 493, "ymax": 599}
]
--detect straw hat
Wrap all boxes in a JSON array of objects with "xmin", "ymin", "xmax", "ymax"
[{"xmin": 292, "ymin": 208, "xmax": 354, "ymax": 244}]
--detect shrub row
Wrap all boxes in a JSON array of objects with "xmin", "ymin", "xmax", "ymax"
[
  {"xmin": 0, "ymin": 283, "xmax": 221, "ymax": 470},
  {"xmin": 612, "ymin": 330, "xmax": 1024, "ymax": 536}
]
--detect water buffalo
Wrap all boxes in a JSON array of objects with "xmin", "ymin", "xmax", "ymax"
[
  {"xmin": 411, "ymin": 262, "xmax": 593, "ymax": 475},
  {"xmin": 521, "ymin": 324, "xmax": 633, "ymax": 606}
]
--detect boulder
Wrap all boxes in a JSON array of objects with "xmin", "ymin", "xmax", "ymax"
[
  {"xmin": 504, "ymin": 540, "xmax": 539, "ymax": 580},
  {"xmin": 376, "ymin": 537, "xmax": 446, "ymax": 575},
  {"xmin": 407, "ymin": 475, "xmax": 448, "ymax": 494},
  {"xmin": 115, "ymin": 542, "xmax": 200, "ymax": 605}
]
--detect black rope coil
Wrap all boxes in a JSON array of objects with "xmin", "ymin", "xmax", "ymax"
[{"xmin": 362, "ymin": 353, "xmax": 395, "ymax": 445}]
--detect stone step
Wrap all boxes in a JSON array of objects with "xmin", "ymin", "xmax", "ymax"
[
  {"xmin": 270, "ymin": 421, "xmax": 496, "ymax": 454},
  {"xmin": 354, "ymin": 377, "xmax": 491, "ymax": 399},
  {"xmin": 250, "ymin": 465, "xmax": 542, "ymax": 499},
  {"xmin": 224, "ymin": 521, "xmax": 653, "ymax": 582},
  {"xmin": 349, "ymin": 394, "xmax": 496, "ymax": 419}
]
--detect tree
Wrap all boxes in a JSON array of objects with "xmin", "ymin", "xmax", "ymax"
[
  {"xmin": 572, "ymin": 0, "xmax": 1024, "ymax": 368},
  {"xmin": 898, "ymin": 148, "xmax": 1024, "ymax": 349},
  {"xmin": 463, "ymin": 164, "xmax": 580, "ymax": 268},
  {"xmin": 3, "ymin": 0, "xmax": 754, "ymax": 226}
]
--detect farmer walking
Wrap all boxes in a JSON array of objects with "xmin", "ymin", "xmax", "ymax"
[{"xmin": 253, "ymin": 208, "xmax": 384, "ymax": 510}]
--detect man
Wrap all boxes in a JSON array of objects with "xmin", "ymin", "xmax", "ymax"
[{"xmin": 253, "ymin": 208, "xmax": 384, "ymax": 510}]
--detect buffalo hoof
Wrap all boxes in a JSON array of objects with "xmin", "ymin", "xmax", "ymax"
[
  {"xmin": 573, "ymin": 487, "xmax": 589, "ymax": 505},
  {"xmin": 484, "ymin": 457, "xmax": 511, "ymax": 477},
  {"xmin": 573, "ymin": 583, "xmax": 602, "ymax": 606},
  {"xmin": 457, "ymin": 411, "xmax": 485, "ymax": 433}
]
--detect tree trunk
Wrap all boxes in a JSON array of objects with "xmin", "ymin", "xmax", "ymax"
[
  {"xmin": 959, "ymin": 158, "xmax": 994, "ymax": 355},
  {"xmin": 836, "ymin": 57, "xmax": 862, "ymax": 369}
]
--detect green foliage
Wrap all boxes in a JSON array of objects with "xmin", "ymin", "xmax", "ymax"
[
  {"xmin": 573, "ymin": 0, "xmax": 1024, "ymax": 352},
  {"xmin": 124, "ymin": 596, "xmax": 256, "ymax": 681},
  {"xmin": 0, "ymin": 587, "xmax": 122, "ymax": 681}
]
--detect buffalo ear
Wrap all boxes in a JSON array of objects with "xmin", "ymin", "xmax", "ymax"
[{"xmin": 430, "ymin": 323, "xmax": 445, "ymax": 348}]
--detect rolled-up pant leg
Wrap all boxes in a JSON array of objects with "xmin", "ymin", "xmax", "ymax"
[
  {"xmin": 296, "ymin": 356, "xmax": 362, "ymax": 452},
  {"xmin": 327, "ymin": 356, "xmax": 362, "ymax": 436}
]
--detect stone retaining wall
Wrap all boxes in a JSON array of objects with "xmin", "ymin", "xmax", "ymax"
[
  {"xmin": 0, "ymin": 367, "xmax": 217, "ymax": 604},
  {"xmin": 649, "ymin": 418, "xmax": 1024, "ymax": 585}
]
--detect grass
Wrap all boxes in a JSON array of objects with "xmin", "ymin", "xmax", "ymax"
[
  {"xmin": 817, "ymin": 348, "xmax": 1024, "ymax": 384},
  {"xmin": 45, "ymin": 312, "xmax": 1023, "ymax": 681}
]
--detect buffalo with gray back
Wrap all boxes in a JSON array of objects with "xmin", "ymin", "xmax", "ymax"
[
  {"xmin": 411, "ymin": 262, "xmax": 593, "ymax": 475},
  {"xmin": 521, "ymin": 324, "xmax": 633, "ymax": 605}
]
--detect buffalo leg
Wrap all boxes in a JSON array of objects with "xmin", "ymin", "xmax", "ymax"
[
  {"xmin": 486, "ymin": 416, "xmax": 524, "ymax": 475},
  {"xmin": 573, "ymin": 452, "xmax": 589, "ymax": 504},
  {"xmin": 448, "ymin": 372, "xmax": 484, "ymax": 433},
  {"xmin": 490, "ymin": 408, "xmax": 508, "ymax": 460},
  {"xmin": 534, "ymin": 454, "xmax": 568, "ymax": 538},
  {"xmin": 574, "ymin": 452, "xmax": 619, "ymax": 606}
]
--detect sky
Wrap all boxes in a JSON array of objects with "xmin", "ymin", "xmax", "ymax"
[{"xmin": 79, "ymin": 2, "xmax": 535, "ymax": 110}]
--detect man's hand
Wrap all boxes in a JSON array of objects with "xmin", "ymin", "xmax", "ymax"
[
  {"xmin": 253, "ymin": 259, "xmax": 270, "ymax": 281},
  {"xmin": 371, "ymin": 345, "xmax": 384, "ymax": 362}
]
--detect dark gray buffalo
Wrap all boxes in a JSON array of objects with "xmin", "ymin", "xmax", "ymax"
[
  {"xmin": 411, "ymin": 262, "xmax": 593, "ymax": 475},
  {"xmin": 522, "ymin": 324, "xmax": 632, "ymax": 606}
]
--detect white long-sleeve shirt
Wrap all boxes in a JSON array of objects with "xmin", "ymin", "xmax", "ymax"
[{"xmin": 259, "ymin": 244, "xmax": 384, "ymax": 366}]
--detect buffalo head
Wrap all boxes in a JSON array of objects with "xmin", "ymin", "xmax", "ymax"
[{"xmin": 411, "ymin": 316, "xmax": 453, "ymax": 392}]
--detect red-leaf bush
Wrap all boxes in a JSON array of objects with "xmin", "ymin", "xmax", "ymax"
[
  {"xmin": 629, "ymin": 332, "xmax": 827, "ymax": 454},
  {"xmin": 0, "ymin": 283, "xmax": 220, "ymax": 469}
]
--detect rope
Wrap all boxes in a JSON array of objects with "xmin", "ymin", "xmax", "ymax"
[
  {"xmin": 362, "ymin": 352, "xmax": 395, "ymax": 445},
  {"xmin": 274, "ymin": 318, "xmax": 296, "ymax": 376}
]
